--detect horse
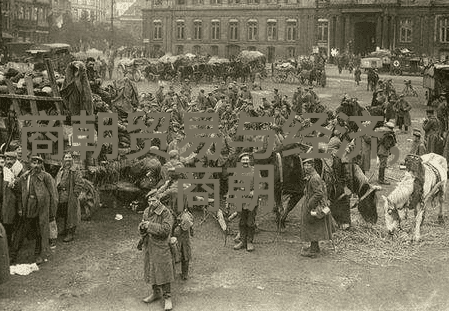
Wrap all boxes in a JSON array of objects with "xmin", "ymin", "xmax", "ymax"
[{"xmin": 382, "ymin": 153, "xmax": 447, "ymax": 242}]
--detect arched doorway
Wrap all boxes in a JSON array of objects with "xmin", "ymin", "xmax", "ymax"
[{"xmin": 354, "ymin": 22, "xmax": 376, "ymax": 56}]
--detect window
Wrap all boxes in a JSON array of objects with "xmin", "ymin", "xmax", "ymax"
[
  {"xmin": 286, "ymin": 20, "xmax": 297, "ymax": 41},
  {"xmin": 177, "ymin": 0, "xmax": 185, "ymax": 4},
  {"xmin": 267, "ymin": 20, "xmax": 277, "ymax": 41},
  {"xmin": 440, "ymin": 18, "xmax": 449, "ymax": 43},
  {"xmin": 248, "ymin": 21, "xmax": 258, "ymax": 41},
  {"xmin": 193, "ymin": 45, "xmax": 201, "ymax": 54},
  {"xmin": 287, "ymin": 47, "xmax": 296, "ymax": 58},
  {"xmin": 194, "ymin": 20, "xmax": 202, "ymax": 40},
  {"xmin": 192, "ymin": 0, "xmax": 204, "ymax": 4},
  {"xmin": 317, "ymin": 21, "xmax": 328, "ymax": 41},
  {"xmin": 25, "ymin": 6, "xmax": 31, "ymax": 20},
  {"xmin": 32, "ymin": 7, "xmax": 38, "ymax": 21},
  {"xmin": 229, "ymin": 21, "xmax": 238, "ymax": 41},
  {"xmin": 176, "ymin": 21, "xmax": 185, "ymax": 40},
  {"xmin": 154, "ymin": 21, "xmax": 162, "ymax": 40},
  {"xmin": 210, "ymin": 0, "xmax": 221, "ymax": 4},
  {"xmin": 176, "ymin": 45, "xmax": 184, "ymax": 55},
  {"xmin": 248, "ymin": 0, "xmax": 259, "ymax": 3},
  {"xmin": 229, "ymin": 0, "xmax": 240, "ymax": 3},
  {"xmin": 248, "ymin": 46, "xmax": 256, "ymax": 51},
  {"xmin": 400, "ymin": 18, "xmax": 412, "ymax": 43},
  {"xmin": 19, "ymin": 6, "xmax": 24, "ymax": 19},
  {"xmin": 211, "ymin": 45, "xmax": 219, "ymax": 56},
  {"xmin": 211, "ymin": 21, "xmax": 220, "ymax": 40}
]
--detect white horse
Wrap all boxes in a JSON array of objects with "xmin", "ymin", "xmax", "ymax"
[{"xmin": 382, "ymin": 153, "xmax": 447, "ymax": 242}]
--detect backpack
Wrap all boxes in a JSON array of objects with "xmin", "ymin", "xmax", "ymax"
[{"xmin": 379, "ymin": 132, "xmax": 396, "ymax": 150}]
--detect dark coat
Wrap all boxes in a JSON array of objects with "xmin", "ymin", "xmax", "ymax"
[
  {"xmin": 55, "ymin": 165, "xmax": 83, "ymax": 229},
  {"xmin": 395, "ymin": 98, "xmax": 412, "ymax": 126},
  {"xmin": 0, "ymin": 223, "xmax": 9, "ymax": 284},
  {"xmin": 20, "ymin": 170, "xmax": 58, "ymax": 258},
  {"xmin": 423, "ymin": 116, "xmax": 441, "ymax": 153},
  {"xmin": 140, "ymin": 203, "xmax": 174, "ymax": 285},
  {"xmin": 0, "ymin": 167, "xmax": 16, "ymax": 224},
  {"xmin": 300, "ymin": 171, "xmax": 334, "ymax": 242}
]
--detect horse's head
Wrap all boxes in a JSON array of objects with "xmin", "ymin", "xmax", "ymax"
[{"xmin": 381, "ymin": 194, "xmax": 401, "ymax": 235}]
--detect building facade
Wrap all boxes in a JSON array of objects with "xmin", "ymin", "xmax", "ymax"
[
  {"xmin": 142, "ymin": 0, "xmax": 449, "ymax": 60},
  {"xmin": 1, "ymin": 0, "xmax": 52, "ymax": 43},
  {"xmin": 118, "ymin": 0, "xmax": 144, "ymax": 41},
  {"xmin": 142, "ymin": 0, "xmax": 317, "ymax": 61},
  {"xmin": 70, "ymin": 0, "xmax": 108, "ymax": 23}
]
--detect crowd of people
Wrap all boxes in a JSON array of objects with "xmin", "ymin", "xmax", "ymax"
[{"xmin": 2, "ymin": 56, "xmax": 447, "ymax": 311}]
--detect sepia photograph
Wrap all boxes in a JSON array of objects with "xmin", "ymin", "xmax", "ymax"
[{"xmin": 1, "ymin": 0, "xmax": 449, "ymax": 310}]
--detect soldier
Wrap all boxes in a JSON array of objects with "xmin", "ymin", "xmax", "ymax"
[
  {"xmin": 181, "ymin": 79, "xmax": 192, "ymax": 101},
  {"xmin": 422, "ymin": 109, "xmax": 441, "ymax": 154},
  {"xmin": 233, "ymin": 153, "xmax": 258, "ymax": 252},
  {"xmin": 376, "ymin": 122, "xmax": 397, "ymax": 185},
  {"xmin": 300, "ymin": 158, "xmax": 334, "ymax": 258},
  {"xmin": 409, "ymin": 129, "xmax": 427, "ymax": 156},
  {"xmin": 0, "ymin": 153, "xmax": 16, "ymax": 253},
  {"xmin": 240, "ymin": 84, "xmax": 253, "ymax": 103},
  {"xmin": 273, "ymin": 88, "xmax": 282, "ymax": 108},
  {"xmin": 292, "ymin": 86, "xmax": 304, "ymax": 114},
  {"xmin": 197, "ymin": 89, "xmax": 207, "ymax": 111},
  {"xmin": 354, "ymin": 66, "xmax": 362, "ymax": 86},
  {"xmin": 394, "ymin": 94, "xmax": 412, "ymax": 133},
  {"xmin": 86, "ymin": 57, "xmax": 111, "ymax": 104},
  {"xmin": 10, "ymin": 156, "xmax": 58, "ymax": 265},
  {"xmin": 155, "ymin": 85, "xmax": 165, "ymax": 104},
  {"xmin": 435, "ymin": 94, "xmax": 448, "ymax": 136}
]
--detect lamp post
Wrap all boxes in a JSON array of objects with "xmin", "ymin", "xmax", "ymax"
[{"xmin": 110, "ymin": 0, "xmax": 114, "ymax": 49}]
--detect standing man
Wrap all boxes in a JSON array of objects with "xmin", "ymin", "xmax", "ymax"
[
  {"xmin": 376, "ymin": 122, "xmax": 397, "ymax": 185},
  {"xmin": 11, "ymin": 156, "xmax": 58, "ymax": 265},
  {"xmin": 354, "ymin": 66, "xmax": 362, "ymax": 86},
  {"xmin": 292, "ymin": 86, "xmax": 303, "ymax": 114},
  {"xmin": 233, "ymin": 153, "xmax": 258, "ymax": 252},
  {"xmin": 55, "ymin": 153, "xmax": 84, "ymax": 243},
  {"xmin": 0, "ymin": 154, "xmax": 16, "ymax": 252},
  {"xmin": 435, "ymin": 94, "xmax": 448, "ymax": 136},
  {"xmin": 300, "ymin": 158, "xmax": 334, "ymax": 258},
  {"xmin": 422, "ymin": 109, "xmax": 441, "ymax": 154},
  {"xmin": 394, "ymin": 94, "xmax": 412, "ymax": 133},
  {"xmin": 139, "ymin": 197, "xmax": 174, "ymax": 311},
  {"xmin": 409, "ymin": 129, "xmax": 427, "ymax": 156},
  {"xmin": 273, "ymin": 88, "xmax": 282, "ymax": 108}
]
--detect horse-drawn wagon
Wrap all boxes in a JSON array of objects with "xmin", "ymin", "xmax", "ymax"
[{"xmin": 423, "ymin": 63, "xmax": 449, "ymax": 105}]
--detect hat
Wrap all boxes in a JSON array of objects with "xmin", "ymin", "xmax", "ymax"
[
  {"xmin": 31, "ymin": 155, "xmax": 44, "ymax": 162},
  {"xmin": 399, "ymin": 94, "xmax": 404, "ymax": 97},
  {"xmin": 167, "ymin": 167, "xmax": 176, "ymax": 172},
  {"xmin": 309, "ymin": 86, "xmax": 314, "ymax": 89},
  {"xmin": 150, "ymin": 146, "xmax": 159, "ymax": 151},
  {"xmin": 302, "ymin": 158, "xmax": 314, "ymax": 164},
  {"xmin": 168, "ymin": 150, "xmax": 179, "ymax": 158},
  {"xmin": 5, "ymin": 151, "xmax": 17, "ymax": 158},
  {"xmin": 385, "ymin": 121, "xmax": 395, "ymax": 129},
  {"xmin": 426, "ymin": 109, "xmax": 434, "ymax": 114},
  {"xmin": 274, "ymin": 88, "xmax": 278, "ymax": 92},
  {"xmin": 238, "ymin": 152, "xmax": 251, "ymax": 161},
  {"xmin": 413, "ymin": 130, "xmax": 421, "ymax": 137}
]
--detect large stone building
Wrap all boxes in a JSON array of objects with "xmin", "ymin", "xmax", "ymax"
[
  {"xmin": 118, "ymin": 0, "xmax": 144, "ymax": 41},
  {"xmin": 142, "ymin": 0, "xmax": 449, "ymax": 60},
  {"xmin": 70, "ymin": 0, "xmax": 109, "ymax": 22},
  {"xmin": 1, "ymin": 0, "xmax": 52, "ymax": 43}
]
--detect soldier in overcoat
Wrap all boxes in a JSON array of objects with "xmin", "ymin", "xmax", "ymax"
[
  {"xmin": 11, "ymin": 156, "xmax": 58, "ymax": 265},
  {"xmin": 139, "ymin": 197, "xmax": 174, "ymax": 311},
  {"xmin": 423, "ymin": 109, "xmax": 441, "ymax": 154},
  {"xmin": 55, "ymin": 153, "xmax": 84, "ymax": 242},
  {"xmin": 300, "ymin": 158, "xmax": 334, "ymax": 258}
]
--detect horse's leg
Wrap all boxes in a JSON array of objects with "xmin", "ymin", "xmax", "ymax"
[
  {"xmin": 280, "ymin": 193, "xmax": 302, "ymax": 230},
  {"xmin": 414, "ymin": 204, "xmax": 425, "ymax": 242},
  {"xmin": 438, "ymin": 193, "xmax": 445, "ymax": 224}
]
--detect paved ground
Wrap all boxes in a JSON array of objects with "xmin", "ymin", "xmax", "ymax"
[{"xmin": 1, "ymin": 65, "xmax": 449, "ymax": 311}]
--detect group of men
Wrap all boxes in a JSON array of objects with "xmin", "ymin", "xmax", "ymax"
[{"xmin": 0, "ymin": 149, "xmax": 83, "ymax": 266}]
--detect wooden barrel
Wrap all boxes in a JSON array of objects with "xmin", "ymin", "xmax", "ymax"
[{"xmin": 0, "ymin": 223, "xmax": 10, "ymax": 284}]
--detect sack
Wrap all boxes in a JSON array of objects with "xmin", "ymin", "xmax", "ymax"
[
  {"xmin": 49, "ymin": 220, "xmax": 58, "ymax": 240},
  {"xmin": 169, "ymin": 237, "xmax": 181, "ymax": 263},
  {"xmin": 311, "ymin": 198, "xmax": 331, "ymax": 219}
]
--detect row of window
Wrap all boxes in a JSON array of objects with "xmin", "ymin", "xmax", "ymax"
[
  {"xmin": 171, "ymin": 45, "xmax": 297, "ymax": 57},
  {"xmin": 72, "ymin": 8, "xmax": 106, "ymax": 21},
  {"xmin": 169, "ymin": 0, "xmax": 300, "ymax": 5},
  {"xmin": 153, "ymin": 19, "xmax": 299, "ymax": 41},
  {"xmin": 398, "ymin": 18, "xmax": 449, "ymax": 43},
  {"xmin": 15, "ymin": 5, "xmax": 48, "ymax": 22}
]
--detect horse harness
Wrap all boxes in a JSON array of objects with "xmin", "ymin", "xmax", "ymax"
[{"xmin": 387, "ymin": 161, "xmax": 443, "ymax": 214}]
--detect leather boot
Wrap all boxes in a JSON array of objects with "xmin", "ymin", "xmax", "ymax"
[
  {"xmin": 63, "ymin": 227, "xmax": 75, "ymax": 242},
  {"xmin": 143, "ymin": 287, "xmax": 161, "ymax": 303},
  {"xmin": 164, "ymin": 297, "xmax": 173, "ymax": 311},
  {"xmin": 234, "ymin": 226, "xmax": 247, "ymax": 250},
  {"xmin": 246, "ymin": 227, "xmax": 255, "ymax": 252},
  {"xmin": 181, "ymin": 260, "xmax": 189, "ymax": 280},
  {"xmin": 378, "ymin": 168, "xmax": 390, "ymax": 185}
]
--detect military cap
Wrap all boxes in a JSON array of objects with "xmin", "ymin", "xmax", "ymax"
[
  {"xmin": 149, "ymin": 146, "xmax": 159, "ymax": 151},
  {"xmin": 413, "ymin": 129, "xmax": 422, "ymax": 137},
  {"xmin": 238, "ymin": 152, "xmax": 252, "ymax": 161},
  {"xmin": 31, "ymin": 155, "xmax": 44, "ymax": 162},
  {"xmin": 302, "ymin": 158, "xmax": 314, "ymax": 164},
  {"xmin": 168, "ymin": 150, "xmax": 179, "ymax": 157},
  {"xmin": 385, "ymin": 121, "xmax": 395, "ymax": 129},
  {"xmin": 5, "ymin": 151, "xmax": 17, "ymax": 158}
]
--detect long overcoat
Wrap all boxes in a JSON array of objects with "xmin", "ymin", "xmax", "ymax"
[
  {"xmin": 1, "ymin": 167, "xmax": 16, "ymax": 224},
  {"xmin": 20, "ymin": 170, "xmax": 58, "ymax": 258},
  {"xmin": 423, "ymin": 116, "xmax": 441, "ymax": 153},
  {"xmin": 395, "ymin": 98, "xmax": 412, "ymax": 127},
  {"xmin": 140, "ymin": 203, "xmax": 174, "ymax": 286},
  {"xmin": 55, "ymin": 165, "xmax": 83, "ymax": 230},
  {"xmin": 300, "ymin": 171, "xmax": 334, "ymax": 242}
]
